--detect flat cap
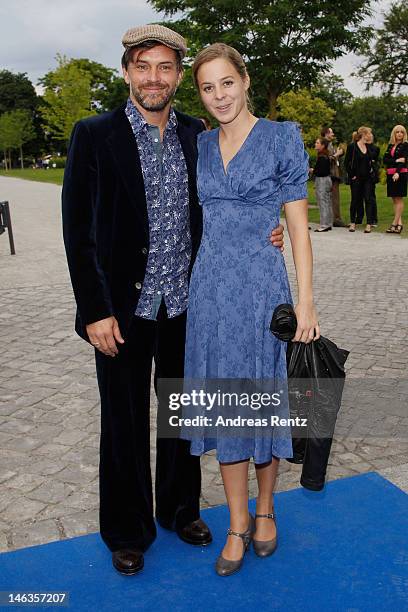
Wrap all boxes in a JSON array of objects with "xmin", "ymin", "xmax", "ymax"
[{"xmin": 122, "ymin": 24, "xmax": 187, "ymax": 59}]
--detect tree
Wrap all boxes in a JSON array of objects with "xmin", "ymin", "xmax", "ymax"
[
  {"xmin": 0, "ymin": 70, "xmax": 38, "ymax": 115},
  {"xmin": 311, "ymin": 74, "xmax": 353, "ymax": 142},
  {"xmin": 312, "ymin": 74, "xmax": 353, "ymax": 113},
  {"xmin": 39, "ymin": 58, "xmax": 128, "ymax": 112},
  {"xmin": 172, "ymin": 39, "xmax": 214, "ymax": 121},
  {"xmin": 149, "ymin": 0, "xmax": 373, "ymax": 118},
  {"xmin": 357, "ymin": 1, "xmax": 408, "ymax": 94},
  {"xmin": 11, "ymin": 110, "xmax": 36, "ymax": 168},
  {"xmin": 0, "ymin": 112, "xmax": 17, "ymax": 170},
  {"xmin": 0, "ymin": 110, "xmax": 36, "ymax": 169},
  {"xmin": 39, "ymin": 55, "xmax": 96, "ymax": 142},
  {"xmin": 99, "ymin": 76, "xmax": 129, "ymax": 111},
  {"xmin": 173, "ymin": 65, "xmax": 209, "ymax": 119},
  {"xmin": 0, "ymin": 70, "xmax": 45, "ymax": 160},
  {"xmin": 278, "ymin": 89, "xmax": 335, "ymax": 146},
  {"xmin": 335, "ymin": 95, "xmax": 408, "ymax": 144}
]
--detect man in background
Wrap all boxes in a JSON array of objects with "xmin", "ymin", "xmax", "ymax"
[{"xmin": 321, "ymin": 126, "xmax": 347, "ymax": 227}]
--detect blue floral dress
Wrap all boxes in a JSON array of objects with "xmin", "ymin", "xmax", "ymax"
[{"xmin": 183, "ymin": 119, "xmax": 309, "ymax": 463}]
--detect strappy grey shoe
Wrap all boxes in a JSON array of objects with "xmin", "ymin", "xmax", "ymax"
[
  {"xmin": 215, "ymin": 514, "xmax": 255, "ymax": 577},
  {"xmin": 253, "ymin": 511, "xmax": 278, "ymax": 557}
]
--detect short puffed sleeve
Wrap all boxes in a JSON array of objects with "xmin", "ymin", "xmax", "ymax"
[{"xmin": 275, "ymin": 122, "xmax": 309, "ymax": 205}]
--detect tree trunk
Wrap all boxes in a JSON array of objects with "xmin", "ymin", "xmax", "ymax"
[
  {"xmin": 20, "ymin": 145, "xmax": 24, "ymax": 169},
  {"xmin": 3, "ymin": 150, "xmax": 8, "ymax": 171},
  {"xmin": 268, "ymin": 90, "xmax": 279, "ymax": 120},
  {"xmin": 8, "ymin": 150, "xmax": 12, "ymax": 170}
]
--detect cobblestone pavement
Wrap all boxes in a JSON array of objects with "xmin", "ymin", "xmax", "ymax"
[{"xmin": 0, "ymin": 176, "xmax": 407, "ymax": 553}]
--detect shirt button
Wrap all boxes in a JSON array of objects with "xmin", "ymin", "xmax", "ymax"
[
  {"xmin": 154, "ymin": 138, "xmax": 159, "ymax": 143},
  {"xmin": 141, "ymin": 247, "xmax": 148, "ymax": 255},
  {"xmin": 135, "ymin": 282, "xmax": 142, "ymax": 289}
]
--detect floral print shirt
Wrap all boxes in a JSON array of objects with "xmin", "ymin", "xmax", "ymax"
[{"xmin": 125, "ymin": 98, "xmax": 191, "ymax": 320}]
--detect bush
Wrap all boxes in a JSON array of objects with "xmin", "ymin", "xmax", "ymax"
[
  {"xmin": 306, "ymin": 147, "xmax": 317, "ymax": 166},
  {"xmin": 49, "ymin": 156, "xmax": 66, "ymax": 168}
]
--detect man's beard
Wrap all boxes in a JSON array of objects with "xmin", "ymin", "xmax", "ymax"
[{"xmin": 131, "ymin": 81, "xmax": 176, "ymax": 112}]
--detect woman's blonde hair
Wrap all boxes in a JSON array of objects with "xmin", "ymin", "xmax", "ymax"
[
  {"xmin": 389, "ymin": 125, "xmax": 408, "ymax": 145},
  {"xmin": 352, "ymin": 126, "xmax": 372, "ymax": 142},
  {"xmin": 192, "ymin": 43, "xmax": 253, "ymax": 112}
]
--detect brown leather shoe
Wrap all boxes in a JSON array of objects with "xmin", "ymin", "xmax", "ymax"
[
  {"xmin": 112, "ymin": 549, "xmax": 144, "ymax": 575},
  {"xmin": 176, "ymin": 518, "xmax": 212, "ymax": 546}
]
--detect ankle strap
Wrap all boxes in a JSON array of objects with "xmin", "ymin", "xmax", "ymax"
[
  {"xmin": 226, "ymin": 527, "xmax": 251, "ymax": 545},
  {"xmin": 255, "ymin": 512, "xmax": 276, "ymax": 519}
]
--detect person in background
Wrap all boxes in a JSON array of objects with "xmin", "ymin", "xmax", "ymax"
[
  {"xmin": 311, "ymin": 137, "xmax": 333, "ymax": 232},
  {"xmin": 383, "ymin": 125, "xmax": 408, "ymax": 234},
  {"xmin": 366, "ymin": 131, "xmax": 380, "ymax": 226},
  {"xmin": 344, "ymin": 126, "xmax": 376, "ymax": 234},
  {"xmin": 320, "ymin": 126, "xmax": 346, "ymax": 227}
]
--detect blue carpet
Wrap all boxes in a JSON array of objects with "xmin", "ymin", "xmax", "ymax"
[{"xmin": 0, "ymin": 472, "xmax": 407, "ymax": 611}]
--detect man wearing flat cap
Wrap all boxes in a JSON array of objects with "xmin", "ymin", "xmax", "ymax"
[{"xmin": 62, "ymin": 24, "xmax": 284, "ymax": 575}]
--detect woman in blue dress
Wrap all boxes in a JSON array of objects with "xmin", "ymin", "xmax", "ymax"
[{"xmin": 183, "ymin": 43, "xmax": 320, "ymax": 576}]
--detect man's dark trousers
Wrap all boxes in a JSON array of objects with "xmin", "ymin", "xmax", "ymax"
[
  {"xmin": 96, "ymin": 300, "xmax": 201, "ymax": 552},
  {"xmin": 62, "ymin": 105, "xmax": 205, "ymax": 554}
]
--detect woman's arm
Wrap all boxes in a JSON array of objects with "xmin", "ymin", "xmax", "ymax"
[
  {"xmin": 395, "ymin": 143, "xmax": 408, "ymax": 169},
  {"xmin": 344, "ymin": 143, "xmax": 353, "ymax": 176},
  {"xmin": 383, "ymin": 144, "xmax": 393, "ymax": 167},
  {"xmin": 283, "ymin": 199, "xmax": 320, "ymax": 343}
]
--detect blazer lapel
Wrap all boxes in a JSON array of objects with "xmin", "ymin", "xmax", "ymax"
[{"xmin": 106, "ymin": 106, "xmax": 149, "ymax": 238}]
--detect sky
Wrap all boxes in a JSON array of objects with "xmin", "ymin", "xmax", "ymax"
[{"xmin": 0, "ymin": 0, "xmax": 393, "ymax": 98}]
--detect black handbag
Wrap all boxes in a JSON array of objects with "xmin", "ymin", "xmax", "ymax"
[{"xmin": 270, "ymin": 304, "xmax": 350, "ymax": 491}]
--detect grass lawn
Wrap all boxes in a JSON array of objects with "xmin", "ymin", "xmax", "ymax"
[
  {"xmin": 0, "ymin": 169, "xmax": 404, "ymax": 237},
  {"xmin": 0, "ymin": 168, "xmax": 64, "ymax": 186},
  {"xmin": 307, "ymin": 182, "xmax": 403, "ymax": 236}
]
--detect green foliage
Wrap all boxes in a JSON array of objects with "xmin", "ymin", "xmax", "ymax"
[
  {"xmin": 0, "ymin": 70, "xmax": 38, "ymax": 115},
  {"xmin": 99, "ymin": 76, "xmax": 129, "ymax": 111},
  {"xmin": 49, "ymin": 156, "xmax": 66, "ymax": 169},
  {"xmin": 357, "ymin": 1, "xmax": 408, "ymax": 94},
  {"xmin": 310, "ymin": 73, "xmax": 354, "ymax": 142},
  {"xmin": 0, "ymin": 168, "xmax": 64, "ymax": 185},
  {"xmin": 10, "ymin": 109, "xmax": 36, "ymax": 148},
  {"xmin": 307, "ymin": 147, "xmax": 317, "ymax": 166},
  {"xmin": 278, "ymin": 89, "xmax": 335, "ymax": 146},
  {"xmin": 378, "ymin": 141, "xmax": 389, "ymax": 184},
  {"xmin": 335, "ymin": 95, "xmax": 408, "ymax": 144},
  {"xmin": 0, "ymin": 112, "xmax": 18, "ymax": 151},
  {"xmin": 173, "ymin": 64, "xmax": 212, "ymax": 123},
  {"xmin": 149, "ymin": 0, "xmax": 373, "ymax": 117},
  {"xmin": 312, "ymin": 74, "xmax": 353, "ymax": 111},
  {"xmin": 39, "ymin": 57, "xmax": 128, "ymax": 112},
  {"xmin": 0, "ymin": 70, "xmax": 46, "ymax": 159},
  {"xmin": 0, "ymin": 109, "xmax": 36, "ymax": 168},
  {"xmin": 39, "ymin": 55, "xmax": 96, "ymax": 142}
]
